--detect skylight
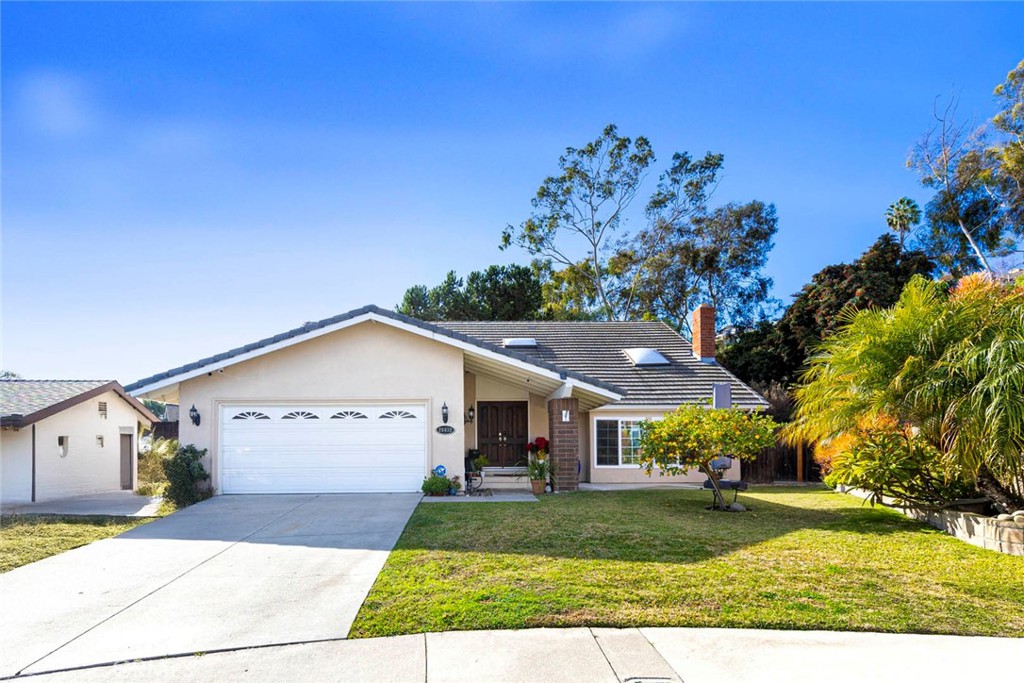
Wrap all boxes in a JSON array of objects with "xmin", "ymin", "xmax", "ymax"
[
  {"xmin": 502, "ymin": 338, "xmax": 538, "ymax": 349},
  {"xmin": 624, "ymin": 348, "xmax": 670, "ymax": 367}
]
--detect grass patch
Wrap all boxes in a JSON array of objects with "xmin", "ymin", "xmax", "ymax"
[
  {"xmin": 0, "ymin": 514, "xmax": 149, "ymax": 572},
  {"xmin": 350, "ymin": 487, "xmax": 1024, "ymax": 638}
]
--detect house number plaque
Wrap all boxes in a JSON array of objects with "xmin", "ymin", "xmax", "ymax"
[{"xmin": 436, "ymin": 425, "xmax": 455, "ymax": 435}]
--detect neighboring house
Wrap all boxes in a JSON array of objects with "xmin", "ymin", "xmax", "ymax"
[
  {"xmin": 1, "ymin": 380, "xmax": 157, "ymax": 503},
  {"xmin": 125, "ymin": 304, "xmax": 767, "ymax": 495}
]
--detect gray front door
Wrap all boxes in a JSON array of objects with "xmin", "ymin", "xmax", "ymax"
[{"xmin": 120, "ymin": 434, "xmax": 133, "ymax": 490}]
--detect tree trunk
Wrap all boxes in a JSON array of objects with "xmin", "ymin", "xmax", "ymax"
[
  {"xmin": 976, "ymin": 464, "xmax": 1024, "ymax": 514},
  {"xmin": 957, "ymin": 218, "xmax": 993, "ymax": 273},
  {"xmin": 701, "ymin": 462, "xmax": 728, "ymax": 511}
]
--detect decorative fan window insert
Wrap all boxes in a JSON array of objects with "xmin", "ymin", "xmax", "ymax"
[
  {"xmin": 232, "ymin": 411, "xmax": 271, "ymax": 420},
  {"xmin": 282, "ymin": 411, "xmax": 319, "ymax": 420},
  {"xmin": 331, "ymin": 411, "xmax": 369, "ymax": 419},
  {"xmin": 380, "ymin": 410, "xmax": 417, "ymax": 419}
]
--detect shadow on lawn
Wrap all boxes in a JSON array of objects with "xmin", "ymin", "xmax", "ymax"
[
  {"xmin": 394, "ymin": 488, "xmax": 923, "ymax": 565},
  {"xmin": 94, "ymin": 489, "xmax": 921, "ymax": 563}
]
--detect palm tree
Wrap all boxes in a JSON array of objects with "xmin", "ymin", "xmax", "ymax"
[
  {"xmin": 884, "ymin": 197, "xmax": 922, "ymax": 250},
  {"xmin": 786, "ymin": 274, "xmax": 1024, "ymax": 512}
]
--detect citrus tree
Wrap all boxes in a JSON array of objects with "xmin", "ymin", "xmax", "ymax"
[{"xmin": 638, "ymin": 405, "xmax": 777, "ymax": 510}]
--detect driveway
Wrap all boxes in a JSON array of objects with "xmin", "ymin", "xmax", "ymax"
[{"xmin": 0, "ymin": 494, "xmax": 420, "ymax": 678}]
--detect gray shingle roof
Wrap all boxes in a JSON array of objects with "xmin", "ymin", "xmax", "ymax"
[
  {"xmin": 0, "ymin": 380, "xmax": 112, "ymax": 418},
  {"xmin": 437, "ymin": 320, "xmax": 768, "ymax": 408}
]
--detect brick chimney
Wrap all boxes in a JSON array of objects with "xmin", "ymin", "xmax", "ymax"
[{"xmin": 692, "ymin": 304, "xmax": 716, "ymax": 362}]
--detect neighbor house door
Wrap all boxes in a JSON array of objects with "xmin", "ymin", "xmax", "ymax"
[
  {"xmin": 120, "ymin": 434, "xmax": 133, "ymax": 490},
  {"xmin": 476, "ymin": 401, "xmax": 529, "ymax": 468}
]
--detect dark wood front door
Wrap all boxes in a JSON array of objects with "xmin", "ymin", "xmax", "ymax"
[{"xmin": 477, "ymin": 401, "xmax": 529, "ymax": 468}]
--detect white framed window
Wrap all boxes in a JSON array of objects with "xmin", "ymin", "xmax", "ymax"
[{"xmin": 595, "ymin": 418, "xmax": 645, "ymax": 467}]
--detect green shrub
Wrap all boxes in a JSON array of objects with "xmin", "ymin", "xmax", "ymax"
[
  {"xmin": 421, "ymin": 474, "xmax": 450, "ymax": 496},
  {"xmin": 162, "ymin": 444, "xmax": 211, "ymax": 508},
  {"xmin": 136, "ymin": 438, "xmax": 177, "ymax": 496}
]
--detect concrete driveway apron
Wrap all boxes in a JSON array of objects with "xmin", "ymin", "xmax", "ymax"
[{"xmin": 0, "ymin": 493, "xmax": 420, "ymax": 677}]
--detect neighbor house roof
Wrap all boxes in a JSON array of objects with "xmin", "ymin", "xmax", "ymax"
[
  {"xmin": 0, "ymin": 380, "xmax": 158, "ymax": 428},
  {"xmin": 438, "ymin": 321, "xmax": 768, "ymax": 409}
]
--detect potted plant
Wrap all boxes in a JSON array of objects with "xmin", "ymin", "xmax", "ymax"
[
  {"xmin": 522, "ymin": 437, "xmax": 551, "ymax": 495},
  {"xmin": 421, "ymin": 474, "xmax": 450, "ymax": 497},
  {"xmin": 448, "ymin": 475, "xmax": 462, "ymax": 496},
  {"xmin": 525, "ymin": 456, "xmax": 550, "ymax": 495},
  {"xmin": 473, "ymin": 454, "xmax": 490, "ymax": 472}
]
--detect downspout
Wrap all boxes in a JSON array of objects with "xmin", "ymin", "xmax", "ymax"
[{"xmin": 31, "ymin": 424, "xmax": 37, "ymax": 502}]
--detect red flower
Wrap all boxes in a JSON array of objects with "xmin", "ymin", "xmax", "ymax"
[
  {"xmin": 534, "ymin": 436, "xmax": 549, "ymax": 451},
  {"xmin": 526, "ymin": 441, "xmax": 535, "ymax": 453}
]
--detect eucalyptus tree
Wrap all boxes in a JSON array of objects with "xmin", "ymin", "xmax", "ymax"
[
  {"xmin": 909, "ymin": 61, "xmax": 1024, "ymax": 276},
  {"xmin": 502, "ymin": 125, "xmax": 724, "ymax": 321}
]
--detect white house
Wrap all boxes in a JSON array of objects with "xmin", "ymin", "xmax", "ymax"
[{"xmin": 1, "ymin": 380, "xmax": 157, "ymax": 503}]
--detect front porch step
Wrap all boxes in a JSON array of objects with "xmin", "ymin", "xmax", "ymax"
[{"xmin": 474, "ymin": 468, "xmax": 532, "ymax": 492}]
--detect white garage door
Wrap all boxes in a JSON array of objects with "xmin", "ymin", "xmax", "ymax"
[{"xmin": 220, "ymin": 404, "xmax": 427, "ymax": 494}]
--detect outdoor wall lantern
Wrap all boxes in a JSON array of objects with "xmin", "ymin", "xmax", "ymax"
[
  {"xmin": 189, "ymin": 404, "xmax": 201, "ymax": 427},
  {"xmin": 465, "ymin": 405, "xmax": 475, "ymax": 424},
  {"xmin": 441, "ymin": 402, "xmax": 449, "ymax": 424}
]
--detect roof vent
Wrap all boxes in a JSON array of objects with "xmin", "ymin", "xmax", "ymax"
[
  {"xmin": 502, "ymin": 338, "xmax": 537, "ymax": 349},
  {"xmin": 624, "ymin": 348, "xmax": 670, "ymax": 367}
]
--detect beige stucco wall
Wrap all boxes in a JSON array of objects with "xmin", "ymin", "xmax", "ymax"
[
  {"xmin": 578, "ymin": 409, "xmax": 591, "ymax": 483},
  {"xmin": 586, "ymin": 408, "xmax": 740, "ymax": 484},
  {"xmin": 528, "ymin": 393, "xmax": 548, "ymax": 443},
  {"xmin": 177, "ymin": 321, "xmax": 465, "ymax": 493},
  {"xmin": 463, "ymin": 372, "xmax": 476, "ymax": 452},
  {"xmin": 1, "ymin": 390, "xmax": 139, "ymax": 503}
]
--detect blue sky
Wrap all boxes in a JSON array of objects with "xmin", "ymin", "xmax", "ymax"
[{"xmin": 3, "ymin": 2, "xmax": 1022, "ymax": 383}]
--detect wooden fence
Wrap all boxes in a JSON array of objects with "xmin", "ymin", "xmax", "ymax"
[
  {"xmin": 742, "ymin": 441, "xmax": 821, "ymax": 484},
  {"xmin": 150, "ymin": 420, "xmax": 179, "ymax": 442}
]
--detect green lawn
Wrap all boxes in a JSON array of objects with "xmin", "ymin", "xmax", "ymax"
[
  {"xmin": 350, "ymin": 487, "xmax": 1024, "ymax": 638},
  {"xmin": 0, "ymin": 515, "xmax": 150, "ymax": 572}
]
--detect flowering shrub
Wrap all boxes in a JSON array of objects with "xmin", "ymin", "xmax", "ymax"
[
  {"xmin": 638, "ymin": 405, "xmax": 777, "ymax": 477},
  {"xmin": 816, "ymin": 415, "xmax": 974, "ymax": 508},
  {"xmin": 526, "ymin": 436, "xmax": 549, "ymax": 454}
]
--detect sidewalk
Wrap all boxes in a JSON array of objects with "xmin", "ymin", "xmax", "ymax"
[
  {"xmin": 0, "ymin": 492, "xmax": 162, "ymax": 517},
  {"xmin": 14, "ymin": 627, "xmax": 1021, "ymax": 683}
]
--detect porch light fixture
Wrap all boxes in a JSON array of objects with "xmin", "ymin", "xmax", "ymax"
[
  {"xmin": 465, "ymin": 405, "xmax": 475, "ymax": 424},
  {"xmin": 441, "ymin": 402, "xmax": 449, "ymax": 424},
  {"xmin": 189, "ymin": 404, "xmax": 201, "ymax": 427}
]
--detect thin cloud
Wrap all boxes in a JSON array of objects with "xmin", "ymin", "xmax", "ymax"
[{"xmin": 14, "ymin": 71, "xmax": 99, "ymax": 137}]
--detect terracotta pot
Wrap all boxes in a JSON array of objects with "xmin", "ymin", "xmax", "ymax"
[{"xmin": 530, "ymin": 479, "xmax": 545, "ymax": 495}]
